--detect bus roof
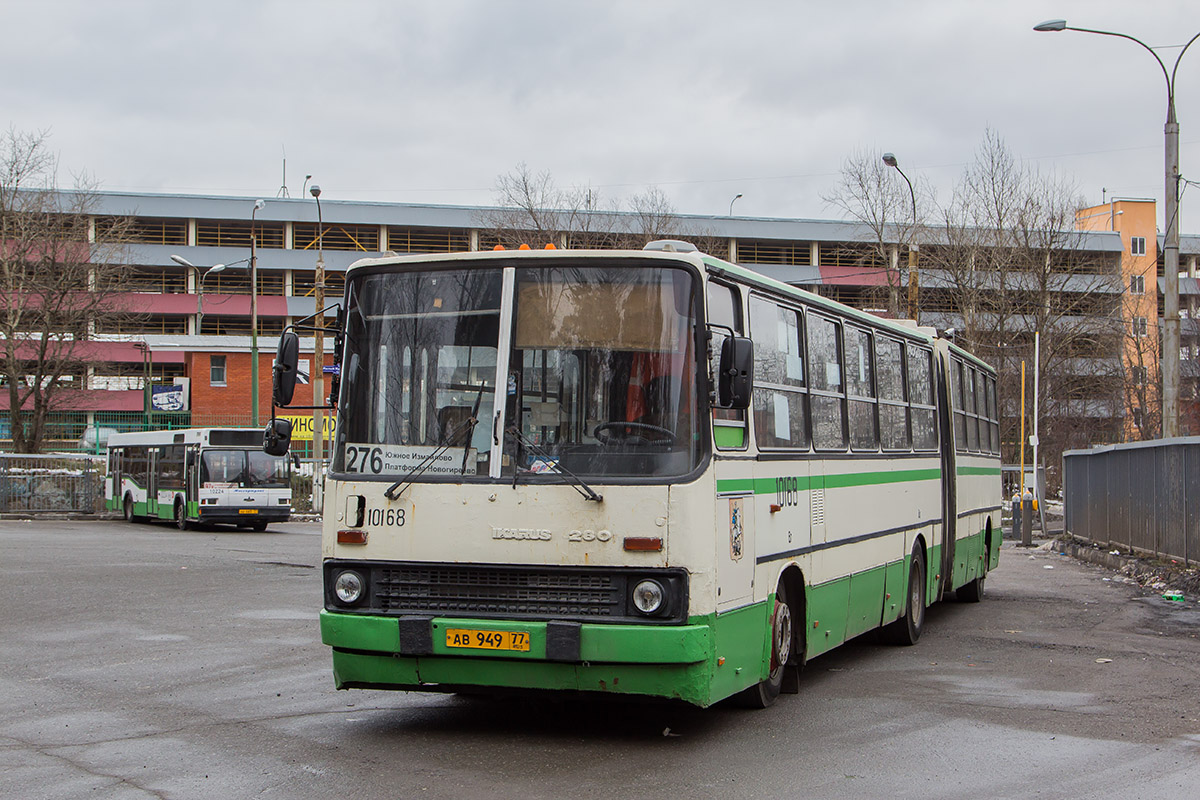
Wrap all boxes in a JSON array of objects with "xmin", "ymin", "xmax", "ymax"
[{"xmin": 106, "ymin": 428, "xmax": 264, "ymax": 448}]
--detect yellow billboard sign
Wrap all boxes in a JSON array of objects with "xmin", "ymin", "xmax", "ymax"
[{"xmin": 280, "ymin": 415, "xmax": 336, "ymax": 442}]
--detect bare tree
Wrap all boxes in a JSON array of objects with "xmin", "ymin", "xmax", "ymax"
[
  {"xmin": 479, "ymin": 164, "xmax": 698, "ymax": 252},
  {"xmin": 823, "ymin": 149, "xmax": 930, "ymax": 317},
  {"xmin": 1118, "ymin": 292, "xmax": 1162, "ymax": 440},
  {"xmin": 0, "ymin": 128, "xmax": 139, "ymax": 452},
  {"xmin": 923, "ymin": 130, "xmax": 1126, "ymax": 485}
]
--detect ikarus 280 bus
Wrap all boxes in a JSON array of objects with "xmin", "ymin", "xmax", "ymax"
[
  {"xmin": 266, "ymin": 241, "xmax": 1001, "ymax": 707},
  {"xmin": 107, "ymin": 428, "xmax": 293, "ymax": 531}
]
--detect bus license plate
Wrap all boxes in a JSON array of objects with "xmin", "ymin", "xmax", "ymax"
[
  {"xmin": 238, "ymin": 508, "xmax": 258, "ymax": 514},
  {"xmin": 445, "ymin": 629, "xmax": 530, "ymax": 652}
]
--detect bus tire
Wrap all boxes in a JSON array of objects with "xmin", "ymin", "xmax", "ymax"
[
  {"xmin": 738, "ymin": 580, "xmax": 794, "ymax": 709},
  {"xmin": 175, "ymin": 500, "xmax": 191, "ymax": 531},
  {"xmin": 251, "ymin": 520, "xmax": 268, "ymax": 532},
  {"xmin": 959, "ymin": 530, "xmax": 990, "ymax": 603},
  {"xmin": 123, "ymin": 494, "xmax": 136, "ymax": 523},
  {"xmin": 883, "ymin": 546, "xmax": 925, "ymax": 646},
  {"xmin": 958, "ymin": 573, "xmax": 985, "ymax": 603}
]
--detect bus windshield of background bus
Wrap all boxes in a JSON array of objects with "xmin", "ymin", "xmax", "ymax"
[
  {"xmin": 201, "ymin": 450, "xmax": 289, "ymax": 488},
  {"xmin": 334, "ymin": 263, "xmax": 701, "ymax": 480}
]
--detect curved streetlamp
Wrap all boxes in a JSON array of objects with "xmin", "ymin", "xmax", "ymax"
[
  {"xmin": 729, "ymin": 193, "xmax": 743, "ymax": 216},
  {"xmin": 1035, "ymin": 19, "xmax": 1200, "ymax": 437},
  {"xmin": 170, "ymin": 254, "xmax": 246, "ymax": 329},
  {"xmin": 882, "ymin": 152, "xmax": 919, "ymax": 322}
]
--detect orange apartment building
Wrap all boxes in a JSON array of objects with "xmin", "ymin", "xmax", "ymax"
[{"xmin": 1076, "ymin": 198, "xmax": 1200, "ymax": 436}]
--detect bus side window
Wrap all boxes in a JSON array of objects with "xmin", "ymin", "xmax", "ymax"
[
  {"xmin": 707, "ymin": 281, "xmax": 746, "ymax": 449},
  {"xmin": 806, "ymin": 312, "xmax": 847, "ymax": 451},
  {"xmin": 845, "ymin": 325, "xmax": 877, "ymax": 451},
  {"xmin": 876, "ymin": 335, "xmax": 910, "ymax": 451},
  {"xmin": 907, "ymin": 348, "xmax": 937, "ymax": 451},
  {"xmin": 749, "ymin": 296, "xmax": 808, "ymax": 450}
]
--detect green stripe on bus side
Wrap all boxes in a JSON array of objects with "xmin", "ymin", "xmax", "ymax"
[
  {"xmin": 957, "ymin": 465, "xmax": 1001, "ymax": 476},
  {"xmin": 716, "ymin": 467, "xmax": 940, "ymax": 495}
]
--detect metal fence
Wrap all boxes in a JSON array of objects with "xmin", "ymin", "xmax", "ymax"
[
  {"xmin": 0, "ymin": 453, "xmax": 105, "ymax": 514},
  {"xmin": 1063, "ymin": 437, "xmax": 1200, "ymax": 565}
]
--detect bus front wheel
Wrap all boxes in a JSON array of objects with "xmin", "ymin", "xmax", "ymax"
[
  {"xmin": 123, "ymin": 495, "xmax": 136, "ymax": 523},
  {"xmin": 739, "ymin": 580, "xmax": 794, "ymax": 709}
]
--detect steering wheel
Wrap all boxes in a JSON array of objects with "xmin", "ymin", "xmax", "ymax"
[{"xmin": 593, "ymin": 421, "xmax": 676, "ymax": 446}]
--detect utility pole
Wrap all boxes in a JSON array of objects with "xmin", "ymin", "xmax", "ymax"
[{"xmin": 310, "ymin": 184, "xmax": 325, "ymax": 514}]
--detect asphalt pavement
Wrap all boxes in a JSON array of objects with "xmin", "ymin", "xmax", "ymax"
[{"xmin": 1, "ymin": 518, "xmax": 1198, "ymax": 799}]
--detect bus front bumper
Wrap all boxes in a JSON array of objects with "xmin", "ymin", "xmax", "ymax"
[
  {"xmin": 197, "ymin": 506, "xmax": 291, "ymax": 525},
  {"xmin": 319, "ymin": 609, "xmax": 730, "ymax": 706}
]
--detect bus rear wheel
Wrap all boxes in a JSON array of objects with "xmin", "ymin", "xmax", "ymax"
[
  {"xmin": 250, "ymin": 520, "xmax": 268, "ymax": 532},
  {"xmin": 123, "ymin": 495, "xmax": 136, "ymax": 523},
  {"xmin": 958, "ymin": 573, "xmax": 985, "ymax": 603},
  {"xmin": 175, "ymin": 500, "xmax": 191, "ymax": 531},
  {"xmin": 883, "ymin": 547, "xmax": 926, "ymax": 646},
  {"xmin": 739, "ymin": 580, "xmax": 794, "ymax": 709}
]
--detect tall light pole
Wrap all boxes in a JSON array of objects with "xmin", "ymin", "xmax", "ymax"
[
  {"xmin": 250, "ymin": 199, "xmax": 265, "ymax": 427},
  {"xmin": 1035, "ymin": 19, "xmax": 1200, "ymax": 438},
  {"xmin": 310, "ymin": 184, "xmax": 325, "ymax": 514},
  {"xmin": 882, "ymin": 152, "xmax": 919, "ymax": 323},
  {"xmin": 729, "ymin": 193, "xmax": 743, "ymax": 216}
]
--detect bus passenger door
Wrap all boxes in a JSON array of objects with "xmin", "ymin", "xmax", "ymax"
[
  {"xmin": 110, "ymin": 449, "xmax": 122, "ymax": 504},
  {"xmin": 186, "ymin": 447, "xmax": 199, "ymax": 511},
  {"xmin": 717, "ymin": 489, "xmax": 755, "ymax": 611},
  {"xmin": 147, "ymin": 447, "xmax": 160, "ymax": 518}
]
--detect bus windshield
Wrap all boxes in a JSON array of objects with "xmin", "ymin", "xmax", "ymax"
[
  {"xmin": 335, "ymin": 262, "xmax": 702, "ymax": 480},
  {"xmin": 201, "ymin": 450, "xmax": 289, "ymax": 488}
]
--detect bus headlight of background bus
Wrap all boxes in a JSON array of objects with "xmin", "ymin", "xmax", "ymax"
[
  {"xmin": 333, "ymin": 570, "xmax": 365, "ymax": 605},
  {"xmin": 632, "ymin": 579, "xmax": 665, "ymax": 615}
]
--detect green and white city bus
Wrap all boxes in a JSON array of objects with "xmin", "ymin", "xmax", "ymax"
[
  {"xmin": 107, "ymin": 428, "xmax": 293, "ymax": 531},
  {"xmin": 270, "ymin": 242, "xmax": 1001, "ymax": 708}
]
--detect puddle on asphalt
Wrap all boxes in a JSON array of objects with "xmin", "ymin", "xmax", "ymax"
[
  {"xmin": 930, "ymin": 674, "xmax": 1110, "ymax": 713},
  {"xmin": 236, "ymin": 609, "xmax": 313, "ymax": 621}
]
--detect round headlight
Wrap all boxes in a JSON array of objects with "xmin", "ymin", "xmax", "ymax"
[
  {"xmin": 632, "ymin": 579, "xmax": 665, "ymax": 614},
  {"xmin": 334, "ymin": 570, "xmax": 364, "ymax": 604}
]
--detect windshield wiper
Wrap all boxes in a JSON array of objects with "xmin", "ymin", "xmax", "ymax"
[
  {"xmin": 383, "ymin": 411, "xmax": 483, "ymax": 500},
  {"xmin": 461, "ymin": 383, "xmax": 486, "ymax": 475},
  {"xmin": 506, "ymin": 425, "xmax": 603, "ymax": 503}
]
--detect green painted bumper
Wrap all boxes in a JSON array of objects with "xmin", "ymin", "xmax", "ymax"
[{"xmin": 320, "ymin": 603, "xmax": 770, "ymax": 707}]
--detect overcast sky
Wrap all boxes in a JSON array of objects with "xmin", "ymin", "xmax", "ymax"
[{"xmin": 4, "ymin": 1, "xmax": 1199, "ymax": 232}]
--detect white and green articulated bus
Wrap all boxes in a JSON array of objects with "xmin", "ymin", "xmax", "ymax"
[
  {"xmin": 107, "ymin": 428, "xmax": 293, "ymax": 531},
  {"xmin": 268, "ymin": 241, "xmax": 1001, "ymax": 708}
]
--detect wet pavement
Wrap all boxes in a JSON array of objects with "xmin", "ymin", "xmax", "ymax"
[{"xmin": 2, "ymin": 519, "xmax": 1198, "ymax": 799}]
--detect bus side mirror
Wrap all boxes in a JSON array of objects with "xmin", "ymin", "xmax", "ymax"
[
  {"xmin": 273, "ymin": 331, "xmax": 300, "ymax": 407},
  {"xmin": 264, "ymin": 418, "xmax": 293, "ymax": 457},
  {"xmin": 717, "ymin": 336, "xmax": 753, "ymax": 410}
]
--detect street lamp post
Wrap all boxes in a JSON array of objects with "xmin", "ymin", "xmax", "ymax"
[
  {"xmin": 729, "ymin": 193, "xmax": 743, "ymax": 216},
  {"xmin": 882, "ymin": 152, "xmax": 919, "ymax": 323},
  {"xmin": 250, "ymin": 199, "xmax": 265, "ymax": 427},
  {"xmin": 170, "ymin": 254, "xmax": 232, "ymax": 330},
  {"xmin": 1035, "ymin": 19, "xmax": 1200, "ymax": 438},
  {"xmin": 310, "ymin": 184, "xmax": 325, "ymax": 514}
]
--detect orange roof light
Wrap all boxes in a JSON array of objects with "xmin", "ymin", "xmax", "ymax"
[
  {"xmin": 518, "ymin": 244, "xmax": 531, "ymax": 250},
  {"xmin": 493, "ymin": 244, "xmax": 505, "ymax": 251},
  {"xmin": 544, "ymin": 243, "xmax": 557, "ymax": 250}
]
